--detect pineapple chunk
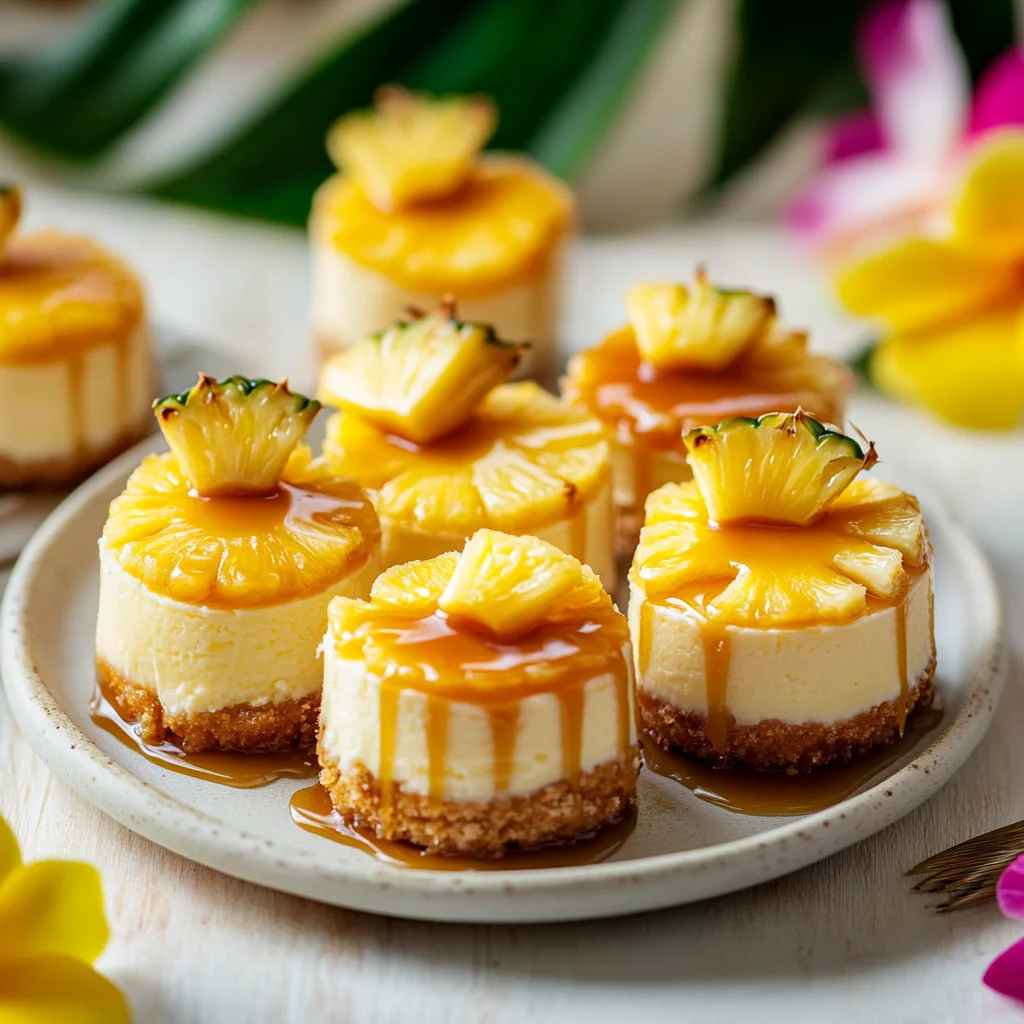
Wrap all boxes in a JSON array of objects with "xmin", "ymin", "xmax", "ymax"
[
  {"xmin": 830, "ymin": 478, "xmax": 926, "ymax": 567},
  {"xmin": 327, "ymin": 86, "xmax": 496, "ymax": 212},
  {"xmin": 684, "ymin": 410, "xmax": 874, "ymax": 526},
  {"xmin": 628, "ymin": 270, "xmax": 776, "ymax": 371},
  {"xmin": 154, "ymin": 375, "xmax": 321, "ymax": 497},
  {"xmin": 0, "ymin": 184, "xmax": 20, "ymax": 254},
  {"xmin": 438, "ymin": 530, "xmax": 583, "ymax": 639},
  {"xmin": 318, "ymin": 301, "xmax": 525, "ymax": 445},
  {"xmin": 371, "ymin": 551, "xmax": 460, "ymax": 616},
  {"xmin": 710, "ymin": 567, "xmax": 866, "ymax": 626}
]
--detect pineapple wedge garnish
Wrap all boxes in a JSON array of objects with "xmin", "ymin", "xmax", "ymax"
[
  {"xmin": 371, "ymin": 551, "xmax": 460, "ymax": 616},
  {"xmin": 684, "ymin": 410, "xmax": 876, "ymax": 526},
  {"xmin": 439, "ymin": 529, "xmax": 592, "ymax": 640},
  {"xmin": 154, "ymin": 375, "xmax": 321, "ymax": 497},
  {"xmin": 0, "ymin": 184, "xmax": 21, "ymax": 254},
  {"xmin": 327, "ymin": 86, "xmax": 496, "ymax": 212},
  {"xmin": 318, "ymin": 299, "xmax": 526, "ymax": 445},
  {"xmin": 628, "ymin": 270, "xmax": 776, "ymax": 371}
]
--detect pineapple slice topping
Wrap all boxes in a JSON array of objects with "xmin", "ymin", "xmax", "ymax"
[
  {"xmin": 684, "ymin": 410, "xmax": 876, "ymax": 527},
  {"xmin": 0, "ymin": 185, "xmax": 20, "ymax": 255},
  {"xmin": 318, "ymin": 299, "xmax": 525, "ymax": 445},
  {"xmin": 438, "ymin": 530, "xmax": 583, "ymax": 639},
  {"xmin": 628, "ymin": 270, "xmax": 776, "ymax": 371},
  {"xmin": 631, "ymin": 473, "xmax": 925, "ymax": 627},
  {"xmin": 154, "ymin": 375, "xmax": 321, "ymax": 497},
  {"xmin": 323, "ymin": 381, "xmax": 609, "ymax": 536},
  {"xmin": 327, "ymin": 86, "xmax": 496, "ymax": 212}
]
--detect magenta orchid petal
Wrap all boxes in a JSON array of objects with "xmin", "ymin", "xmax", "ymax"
[
  {"xmin": 787, "ymin": 152, "xmax": 937, "ymax": 249},
  {"xmin": 969, "ymin": 48, "xmax": 1024, "ymax": 137},
  {"xmin": 997, "ymin": 855, "xmax": 1024, "ymax": 921},
  {"xmin": 984, "ymin": 937, "xmax": 1024, "ymax": 1003},
  {"xmin": 824, "ymin": 109, "xmax": 888, "ymax": 164},
  {"xmin": 857, "ymin": 0, "xmax": 969, "ymax": 159}
]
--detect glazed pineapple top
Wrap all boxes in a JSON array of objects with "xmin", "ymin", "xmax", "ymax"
[
  {"xmin": 563, "ymin": 271, "xmax": 847, "ymax": 447},
  {"xmin": 313, "ymin": 87, "xmax": 573, "ymax": 295},
  {"xmin": 104, "ymin": 376, "xmax": 379, "ymax": 608},
  {"xmin": 328, "ymin": 530, "xmax": 629, "ymax": 701},
  {"xmin": 0, "ymin": 188, "xmax": 143, "ymax": 363},
  {"xmin": 631, "ymin": 412, "xmax": 927, "ymax": 627}
]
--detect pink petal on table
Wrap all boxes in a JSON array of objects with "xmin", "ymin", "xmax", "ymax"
[
  {"xmin": 969, "ymin": 48, "xmax": 1024, "ymax": 137},
  {"xmin": 787, "ymin": 152, "xmax": 936, "ymax": 250},
  {"xmin": 983, "ymin": 937, "xmax": 1024, "ymax": 1003},
  {"xmin": 824, "ymin": 109, "xmax": 888, "ymax": 164},
  {"xmin": 997, "ymin": 855, "xmax": 1024, "ymax": 921},
  {"xmin": 857, "ymin": 0, "xmax": 969, "ymax": 159}
]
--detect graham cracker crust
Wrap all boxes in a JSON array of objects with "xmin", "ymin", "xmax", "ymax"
[
  {"xmin": 96, "ymin": 658, "xmax": 319, "ymax": 754},
  {"xmin": 318, "ymin": 748, "xmax": 641, "ymax": 857},
  {"xmin": 0, "ymin": 422, "xmax": 151, "ymax": 490},
  {"xmin": 639, "ymin": 656, "xmax": 937, "ymax": 771}
]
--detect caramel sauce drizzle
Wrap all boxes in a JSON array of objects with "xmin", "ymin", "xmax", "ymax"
[
  {"xmin": 700, "ymin": 621, "xmax": 731, "ymax": 753},
  {"xmin": 89, "ymin": 677, "xmax": 317, "ymax": 788},
  {"xmin": 895, "ymin": 597, "xmax": 909, "ymax": 735},
  {"xmin": 337, "ymin": 607, "xmax": 631, "ymax": 828},
  {"xmin": 568, "ymin": 501, "xmax": 588, "ymax": 563},
  {"xmin": 290, "ymin": 782, "xmax": 637, "ymax": 870}
]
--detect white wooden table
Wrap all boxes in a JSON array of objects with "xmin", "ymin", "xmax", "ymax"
[{"xmin": 1, "ymin": 187, "xmax": 1022, "ymax": 1023}]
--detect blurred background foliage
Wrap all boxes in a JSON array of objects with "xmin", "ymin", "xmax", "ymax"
[{"xmin": 0, "ymin": 0, "xmax": 1015, "ymax": 226}]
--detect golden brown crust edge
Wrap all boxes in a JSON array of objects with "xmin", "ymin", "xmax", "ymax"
[
  {"xmin": 0, "ymin": 422, "xmax": 151, "ymax": 490},
  {"xmin": 318, "ymin": 748, "xmax": 641, "ymax": 857},
  {"xmin": 639, "ymin": 655, "xmax": 937, "ymax": 771},
  {"xmin": 96, "ymin": 658, "xmax": 320, "ymax": 754}
]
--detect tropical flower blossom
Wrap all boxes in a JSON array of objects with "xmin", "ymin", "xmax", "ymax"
[
  {"xmin": 0, "ymin": 812, "xmax": 129, "ymax": 1023},
  {"xmin": 789, "ymin": 0, "xmax": 1024, "ymax": 429},
  {"xmin": 984, "ymin": 854, "xmax": 1024, "ymax": 1002}
]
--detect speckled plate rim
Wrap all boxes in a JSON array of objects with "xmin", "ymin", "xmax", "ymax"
[{"xmin": 0, "ymin": 436, "xmax": 1008, "ymax": 924}]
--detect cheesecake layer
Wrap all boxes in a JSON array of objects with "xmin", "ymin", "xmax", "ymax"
[
  {"xmin": 0, "ymin": 324, "xmax": 151, "ymax": 473},
  {"xmin": 319, "ymin": 654, "xmax": 637, "ymax": 803},
  {"xmin": 378, "ymin": 477, "xmax": 616, "ymax": 592},
  {"xmin": 629, "ymin": 569, "xmax": 934, "ymax": 727},
  {"xmin": 310, "ymin": 241, "xmax": 562, "ymax": 381},
  {"xmin": 95, "ymin": 542, "xmax": 380, "ymax": 716}
]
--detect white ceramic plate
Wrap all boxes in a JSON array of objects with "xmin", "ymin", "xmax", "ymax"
[{"xmin": 0, "ymin": 436, "xmax": 1006, "ymax": 924}]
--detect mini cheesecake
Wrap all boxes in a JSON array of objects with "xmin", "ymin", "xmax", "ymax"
[
  {"xmin": 95, "ymin": 375, "xmax": 380, "ymax": 753},
  {"xmin": 0, "ymin": 186, "xmax": 152, "ymax": 487},
  {"xmin": 319, "ymin": 302, "xmax": 616, "ymax": 590},
  {"xmin": 562, "ymin": 272, "xmax": 848, "ymax": 548},
  {"xmin": 319, "ymin": 529, "xmax": 639, "ymax": 856},
  {"xmin": 309, "ymin": 88, "xmax": 573, "ymax": 381},
  {"xmin": 629, "ymin": 412, "xmax": 935, "ymax": 770}
]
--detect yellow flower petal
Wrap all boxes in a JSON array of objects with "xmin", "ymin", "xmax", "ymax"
[
  {"xmin": 835, "ymin": 237, "xmax": 1018, "ymax": 334},
  {"xmin": 0, "ymin": 862, "xmax": 109, "ymax": 966},
  {"xmin": 871, "ymin": 304, "xmax": 1024, "ymax": 429},
  {"xmin": 0, "ymin": 954, "xmax": 129, "ymax": 1024},
  {"xmin": 951, "ymin": 130, "xmax": 1024, "ymax": 261},
  {"xmin": 0, "ymin": 820, "xmax": 19, "ymax": 887}
]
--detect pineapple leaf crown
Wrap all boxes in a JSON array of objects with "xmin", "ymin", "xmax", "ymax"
[
  {"xmin": 683, "ymin": 409, "xmax": 877, "ymax": 526},
  {"xmin": 0, "ymin": 184, "xmax": 22, "ymax": 258},
  {"xmin": 154, "ymin": 374, "xmax": 321, "ymax": 497}
]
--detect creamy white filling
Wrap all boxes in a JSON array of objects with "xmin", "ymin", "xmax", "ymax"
[
  {"xmin": 0, "ymin": 325, "xmax": 151, "ymax": 463},
  {"xmin": 320, "ymin": 646, "xmax": 636, "ymax": 803},
  {"xmin": 628, "ymin": 570, "xmax": 934, "ymax": 726},
  {"xmin": 379, "ymin": 477, "xmax": 617, "ymax": 593},
  {"xmin": 609, "ymin": 438, "xmax": 689, "ymax": 512},
  {"xmin": 309, "ymin": 242, "xmax": 563, "ymax": 380},
  {"xmin": 95, "ymin": 542, "xmax": 380, "ymax": 716}
]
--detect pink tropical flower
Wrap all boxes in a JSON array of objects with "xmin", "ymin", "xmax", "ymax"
[
  {"xmin": 984, "ymin": 856, "xmax": 1024, "ymax": 1002},
  {"xmin": 788, "ymin": 0, "xmax": 1024, "ymax": 258}
]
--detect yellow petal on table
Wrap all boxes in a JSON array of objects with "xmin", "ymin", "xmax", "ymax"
[
  {"xmin": 0, "ymin": 820, "xmax": 19, "ymax": 888},
  {"xmin": 0, "ymin": 862, "xmax": 109, "ymax": 966},
  {"xmin": 871, "ymin": 304, "xmax": 1024, "ymax": 429},
  {"xmin": 0, "ymin": 954, "xmax": 129, "ymax": 1024},
  {"xmin": 951, "ymin": 130, "xmax": 1024, "ymax": 261},
  {"xmin": 834, "ymin": 237, "xmax": 1018, "ymax": 334}
]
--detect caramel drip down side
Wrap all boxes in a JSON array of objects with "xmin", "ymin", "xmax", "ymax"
[
  {"xmin": 700, "ymin": 620, "xmax": 731, "ymax": 754},
  {"xmin": 489, "ymin": 703, "xmax": 520, "ymax": 796},
  {"xmin": 568, "ymin": 501, "xmax": 588, "ymax": 564},
  {"xmin": 638, "ymin": 601, "xmax": 654, "ymax": 677}
]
